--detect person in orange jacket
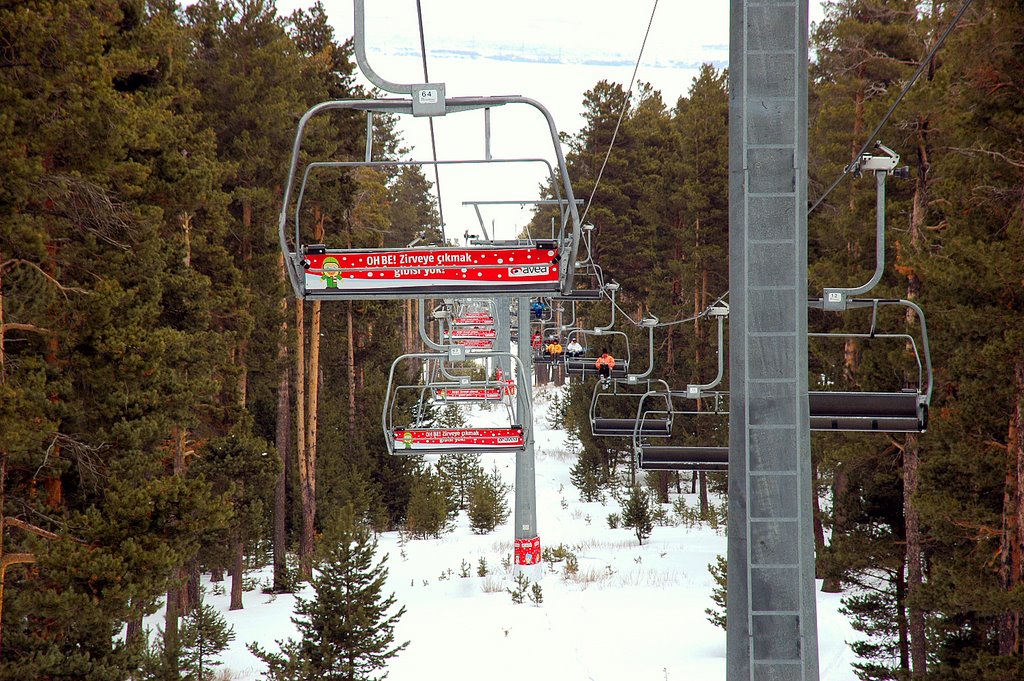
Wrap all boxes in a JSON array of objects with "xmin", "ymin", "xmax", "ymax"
[{"xmin": 595, "ymin": 350, "xmax": 615, "ymax": 384}]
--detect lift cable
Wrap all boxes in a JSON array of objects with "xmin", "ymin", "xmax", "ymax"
[
  {"xmin": 415, "ymin": 0, "xmax": 447, "ymax": 242},
  {"xmin": 579, "ymin": 0, "xmax": 660, "ymax": 227},
  {"xmin": 602, "ymin": 286, "xmax": 728, "ymax": 329},
  {"xmin": 807, "ymin": 0, "xmax": 975, "ymax": 215}
]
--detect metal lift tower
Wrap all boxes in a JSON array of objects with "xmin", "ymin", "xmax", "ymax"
[{"xmin": 727, "ymin": 1, "xmax": 819, "ymax": 679}]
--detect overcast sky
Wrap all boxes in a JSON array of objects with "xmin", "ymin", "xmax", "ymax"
[{"xmin": 275, "ymin": 0, "xmax": 827, "ymax": 241}]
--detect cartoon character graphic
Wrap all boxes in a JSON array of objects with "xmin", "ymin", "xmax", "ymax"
[
  {"xmin": 402, "ymin": 431, "xmax": 414, "ymax": 450},
  {"xmin": 320, "ymin": 257, "xmax": 342, "ymax": 288}
]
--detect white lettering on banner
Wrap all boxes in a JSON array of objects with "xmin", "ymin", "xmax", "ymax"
[
  {"xmin": 508, "ymin": 265, "xmax": 549, "ymax": 277},
  {"xmin": 365, "ymin": 254, "xmax": 398, "ymax": 267}
]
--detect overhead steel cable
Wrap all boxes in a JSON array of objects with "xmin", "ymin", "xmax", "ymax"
[
  {"xmin": 808, "ymin": 0, "xmax": 975, "ymax": 215},
  {"xmin": 580, "ymin": 0, "xmax": 660, "ymax": 226},
  {"xmin": 414, "ymin": 0, "xmax": 446, "ymax": 242}
]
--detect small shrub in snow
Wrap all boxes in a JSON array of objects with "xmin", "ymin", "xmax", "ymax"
[
  {"xmin": 477, "ymin": 557, "xmax": 489, "ymax": 577},
  {"xmin": 706, "ymin": 554, "xmax": 727, "ymax": 630},
  {"xmin": 622, "ymin": 485, "xmax": 654, "ymax": 545},
  {"xmin": 529, "ymin": 582, "xmax": 543, "ymax": 606},
  {"xmin": 607, "ymin": 512, "xmax": 621, "ymax": 529},
  {"xmin": 507, "ymin": 573, "xmax": 531, "ymax": 604},
  {"xmin": 460, "ymin": 559, "xmax": 471, "ymax": 578}
]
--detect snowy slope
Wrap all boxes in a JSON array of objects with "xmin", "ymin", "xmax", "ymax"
[{"xmin": 158, "ymin": 383, "xmax": 858, "ymax": 681}]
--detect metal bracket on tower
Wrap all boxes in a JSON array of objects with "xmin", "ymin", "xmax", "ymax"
[
  {"xmin": 822, "ymin": 141, "xmax": 909, "ymax": 311},
  {"xmin": 353, "ymin": 0, "xmax": 447, "ymax": 116},
  {"xmin": 686, "ymin": 305, "xmax": 727, "ymax": 399}
]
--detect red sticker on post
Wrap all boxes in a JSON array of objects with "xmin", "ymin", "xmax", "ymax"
[{"xmin": 514, "ymin": 536, "xmax": 542, "ymax": 566}]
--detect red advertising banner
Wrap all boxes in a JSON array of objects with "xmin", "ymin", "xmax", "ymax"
[
  {"xmin": 453, "ymin": 315, "xmax": 494, "ymax": 326},
  {"xmin": 434, "ymin": 388, "xmax": 504, "ymax": 401},
  {"xmin": 448, "ymin": 328, "xmax": 498, "ymax": 340},
  {"xmin": 514, "ymin": 536, "xmax": 542, "ymax": 566},
  {"xmin": 304, "ymin": 247, "xmax": 559, "ymax": 292},
  {"xmin": 392, "ymin": 427, "xmax": 524, "ymax": 451},
  {"xmin": 453, "ymin": 338, "xmax": 493, "ymax": 351}
]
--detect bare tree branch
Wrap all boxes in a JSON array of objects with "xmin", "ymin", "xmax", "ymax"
[{"xmin": 0, "ymin": 259, "xmax": 90, "ymax": 298}]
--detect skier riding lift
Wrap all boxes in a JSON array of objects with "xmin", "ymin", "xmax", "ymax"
[{"xmin": 595, "ymin": 350, "xmax": 615, "ymax": 386}]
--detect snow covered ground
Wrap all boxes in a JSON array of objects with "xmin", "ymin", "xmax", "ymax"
[{"xmin": 152, "ymin": 383, "xmax": 858, "ymax": 680}]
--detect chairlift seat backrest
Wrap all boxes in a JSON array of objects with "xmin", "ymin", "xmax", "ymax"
[
  {"xmin": 809, "ymin": 390, "xmax": 927, "ymax": 432},
  {"xmin": 592, "ymin": 418, "xmax": 671, "ymax": 437},
  {"xmin": 638, "ymin": 446, "xmax": 729, "ymax": 471}
]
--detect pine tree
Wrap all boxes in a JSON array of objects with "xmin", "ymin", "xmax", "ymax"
[
  {"xmin": 569, "ymin": 445, "xmax": 605, "ymax": 503},
  {"xmin": 467, "ymin": 465, "xmax": 511, "ymax": 534},
  {"xmin": 249, "ymin": 509, "xmax": 408, "ymax": 681},
  {"xmin": 180, "ymin": 590, "xmax": 236, "ymax": 681},
  {"xmin": 705, "ymin": 555, "xmax": 727, "ymax": 630},
  {"xmin": 435, "ymin": 404, "xmax": 484, "ymax": 512},
  {"xmin": 405, "ymin": 468, "xmax": 451, "ymax": 539},
  {"xmin": 622, "ymin": 485, "xmax": 654, "ymax": 545}
]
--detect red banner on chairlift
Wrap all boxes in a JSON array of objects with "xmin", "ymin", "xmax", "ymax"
[
  {"xmin": 514, "ymin": 536, "xmax": 542, "ymax": 566},
  {"xmin": 434, "ymin": 387, "xmax": 504, "ymax": 401},
  {"xmin": 453, "ymin": 314, "xmax": 494, "ymax": 326},
  {"xmin": 448, "ymin": 327, "xmax": 497, "ymax": 340},
  {"xmin": 392, "ymin": 427, "xmax": 524, "ymax": 451},
  {"xmin": 304, "ymin": 247, "xmax": 559, "ymax": 292},
  {"xmin": 453, "ymin": 338, "xmax": 493, "ymax": 351}
]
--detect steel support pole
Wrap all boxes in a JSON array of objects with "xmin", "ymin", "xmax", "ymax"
[
  {"xmin": 494, "ymin": 297, "xmax": 512, "ymax": 378},
  {"xmin": 727, "ymin": 1, "xmax": 819, "ymax": 679},
  {"xmin": 513, "ymin": 297, "xmax": 540, "ymax": 577}
]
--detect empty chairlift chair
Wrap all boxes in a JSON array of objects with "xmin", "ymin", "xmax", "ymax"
[
  {"xmin": 383, "ymin": 352, "xmax": 532, "ymax": 455},
  {"xmin": 278, "ymin": 97, "xmax": 582, "ymax": 300},
  {"xmin": 589, "ymin": 380, "xmax": 673, "ymax": 438},
  {"xmin": 807, "ymin": 298, "xmax": 932, "ymax": 433},
  {"xmin": 634, "ymin": 392, "xmax": 730, "ymax": 473}
]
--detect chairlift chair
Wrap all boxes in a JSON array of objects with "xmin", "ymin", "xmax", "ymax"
[
  {"xmin": 807, "ymin": 298, "xmax": 931, "ymax": 433},
  {"xmin": 383, "ymin": 351, "xmax": 532, "ymax": 454},
  {"xmin": 589, "ymin": 379, "xmax": 672, "ymax": 437},
  {"xmin": 563, "ymin": 328, "xmax": 631, "ymax": 378},
  {"xmin": 278, "ymin": 101, "xmax": 583, "ymax": 300},
  {"xmin": 633, "ymin": 392, "xmax": 730, "ymax": 472}
]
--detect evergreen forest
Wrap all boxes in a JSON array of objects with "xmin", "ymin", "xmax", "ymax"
[{"xmin": 1, "ymin": 0, "xmax": 1023, "ymax": 679}]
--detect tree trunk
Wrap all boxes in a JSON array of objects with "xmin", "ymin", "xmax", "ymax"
[
  {"xmin": 295, "ymin": 300, "xmax": 311, "ymax": 581},
  {"xmin": 301, "ymin": 298, "xmax": 321, "ymax": 579},
  {"xmin": 1000, "ymin": 360, "xmax": 1024, "ymax": 655},
  {"xmin": 163, "ymin": 567, "xmax": 183, "ymax": 675},
  {"xmin": 347, "ymin": 301, "xmax": 357, "ymax": 461},
  {"xmin": 125, "ymin": 609, "xmax": 143, "ymax": 648},
  {"xmin": 897, "ymin": 562, "xmax": 910, "ymax": 675},
  {"xmin": 656, "ymin": 471, "xmax": 669, "ymax": 504},
  {"xmin": 812, "ymin": 458, "xmax": 827, "ymax": 579},
  {"xmin": 0, "ymin": 266, "xmax": 6, "ymax": 386},
  {"xmin": 177, "ymin": 558, "xmax": 198, "ymax": 617},
  {"xmin": 229, "ymin": 536, "xmax": 244, "ymax": 610},
  {"xmin": 904, "ymin": 434, "xmax": 927, "ymax": 677},
  {"xmin": 273, "ymin": 277, "xmax": 290, "ymax": 592},
  {"xmin": 821, "ymin": 463, "xmax": 847, "ymax": 593},
  {"xmin": 699, "ymin": 472, "xmax": 709, "ymax": 518}
]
